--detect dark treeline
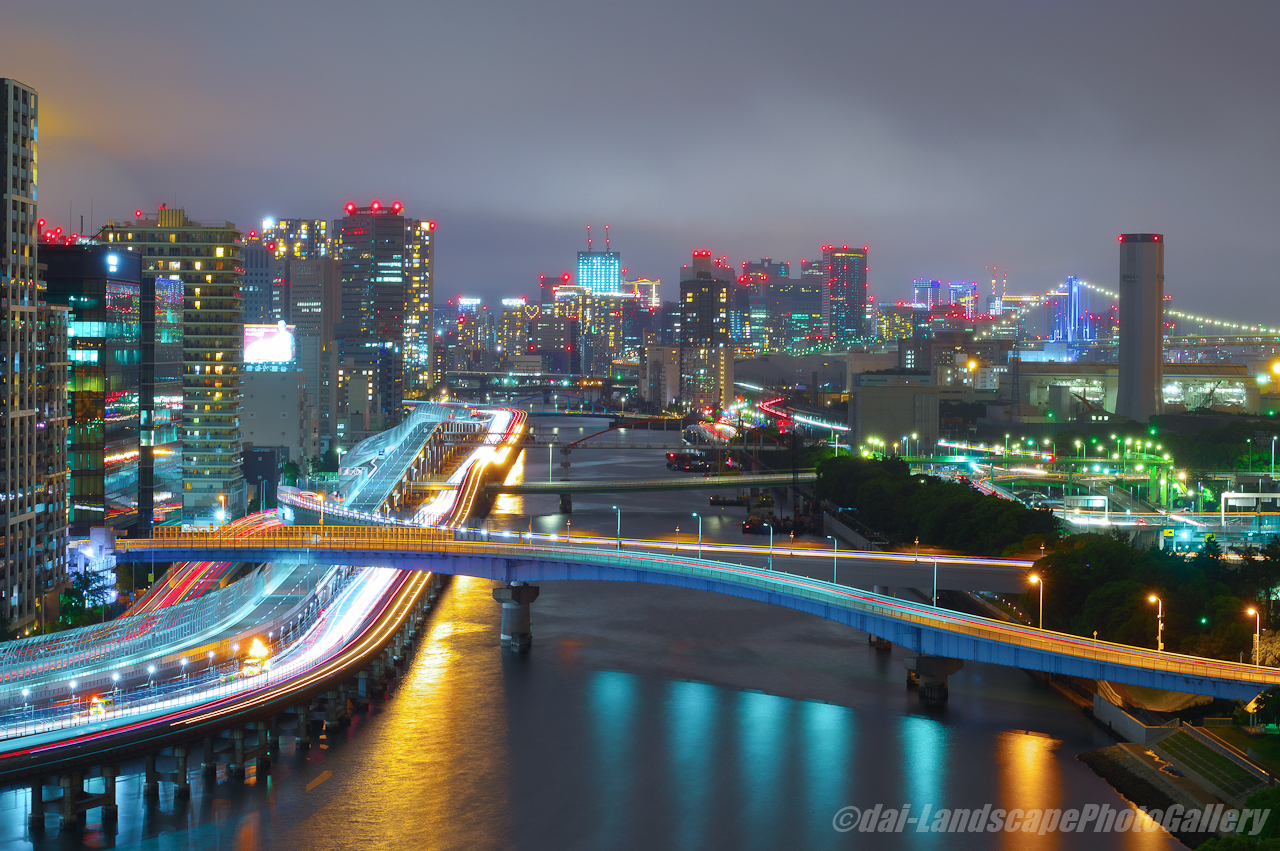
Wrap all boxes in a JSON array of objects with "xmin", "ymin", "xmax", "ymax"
[{"xmin": 815, "ymin": 456, "xmax": 1058, "ymax": 556}]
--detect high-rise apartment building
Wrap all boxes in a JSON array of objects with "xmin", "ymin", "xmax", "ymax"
[
  {"xmin": 497, "ymin": 298, "xmax": 531, "ymax": 361},
  {"xmin": 1116, "ymin": 234, "xmax": 1164, "ymax": 422},
  {"xmin": 42, "ymin": 245, "xmax": 142, "ymax": 536},
  {"xmin": 404, "ymin": 218, "xmax": 435, "ymax": 395},
  {"xmin": 2, "ymin": 79, "xmax": 70, "ymax": 631},
  {"xmin": 821, "ymin": 244, "xmax": 868, "ymax": 346},
  {"xmin": 102, "ymin": 207, "xmax": 245, "ymax": 526}
]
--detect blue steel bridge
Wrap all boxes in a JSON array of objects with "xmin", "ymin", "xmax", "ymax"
[{"xmin": 113, "ymin": 525, "xmax": 1279, "ymax": 702}]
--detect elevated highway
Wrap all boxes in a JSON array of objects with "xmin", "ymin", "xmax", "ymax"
[{"xmin": 112, "ymin": 526, "xmax": 1277, "ymax": 701}]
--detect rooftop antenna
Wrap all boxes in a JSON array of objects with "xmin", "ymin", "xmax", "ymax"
[
  {"xmin": 604, "ymin": 224, "xmax": 610, "ymax": 252},
  {"xmin": 587, "ymin": 224, "xmax": 592, "ymax": 251}
]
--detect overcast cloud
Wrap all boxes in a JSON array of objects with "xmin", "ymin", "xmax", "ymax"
[{"xmin": 6, "ymin": 0, "xmax": 1278, "ymax": 313}]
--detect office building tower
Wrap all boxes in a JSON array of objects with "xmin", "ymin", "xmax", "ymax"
[
  {"xmin": 241, "ymin": 236, "xmax": 275, "ymax": 324},
  {"xmin": 679, "ymin": 251, "xmax": 733, "ymax": 409},
  {"xmin": 912, "ymin": 279, "xmax": 941, "ymax": 309},
  {"xmin": 577, "ymin": 248, "xmax": 621, "ymax": 296},
  {"xmin": 102, "ymin": 207, "xmax": 244, "ymax": 526},
  {"xmin": 334, "ymin": 202, "xmax": 434, "ymax": 418},
  {"xmin": 947, "ymin": 281, "xmax": 978, "ymax": 318},
  {"xmin": 791, "ymin": 260, "xmax": 826, "ymax": 347},
  {"xmin": 527, "ymin": 314, "xmax": 580, "ymax": 373},
  {"xmin": 821, "ymin": 245, "xmax": 868, "ymax": 346},
  {"xmin": 497, "ymin": 298, "xmax": 531, "ymax": 360},
  {"xmin": 1045, "ymin": 275, "xmax": 1094, "ymax": 343},
  {"xmin": 42, "ymin": 245, "xmax": 143, "ymax": 536},
  {"xmin": 2, "ymin": 78, "xmax": 70, "ymax": 631},
  {"xmin": 404, "ymin": 219, "xmax": 435, "ymax": 395},
  {"xmin": 1116, "ymin": 234, "xmax": 1165, "ymax": 422}
]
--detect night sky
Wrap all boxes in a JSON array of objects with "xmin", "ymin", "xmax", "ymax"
[{"xmin": 8, "ymin": 1, "xmax": 1278, "ymax": 314}]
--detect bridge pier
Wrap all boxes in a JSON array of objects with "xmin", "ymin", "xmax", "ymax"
[
  {"xmin": 171, "ymin": 746, "xmax": 191, "ymax": 798},
  {"xmin": 493, "ymin": 583, "xmax": 540, "ymax": 652},
  {"xmin": 906, "ymin": 656, "xmax": 964, "ymax": 705},
  {"xmin": 202, "ymin": 737, "xmax": 218, "ymax": 775},
  {"xmin": 295, "ymin": 705, "xmax": 312, "ymax": 749},
  {"xmin": 28, "ymin": 768, "xmax": 118, "ymax": 831},
  {"xmin": 559, "ymin": 493, "xmax": 572, "ymax": 513}
]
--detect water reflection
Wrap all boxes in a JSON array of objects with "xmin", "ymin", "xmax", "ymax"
[
  {"xmin": 665, "ymin": 680, "xmax": 717, "ymax": 851},
  {"xmin": 289, "ymin": 576, "xmax": 513, "ymax": 851}
]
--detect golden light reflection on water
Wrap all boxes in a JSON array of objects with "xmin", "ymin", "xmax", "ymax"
[
  {"xmin": 997, "ymin": 731, "xmax": 1170, "ymax": 850},
  {"xmin": 492, "ymin": 449, "xmax": 525, "ymax": 516},
  {"xmin": 292, "ymin": 577, "xmax": 514, "ymax": 850}
]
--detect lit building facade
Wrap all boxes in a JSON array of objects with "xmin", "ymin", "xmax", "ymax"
[
  {"xmin": 41, "ymin": 245, "xmax": 143, "ymax": 536},
  {"xmin": 820, "ymin": 244, "xmax": 868, "ymax": 346},
  {"xmin": 102, "ymin": 207, "xmax": 245, "ymax": 526},
  {"xmin": 1, "ymin": 78, "xmax": 70, "ymax": 631},
  {"xmin": 576, "ymin": 249, "xmax": 621, "ymax": 296}
]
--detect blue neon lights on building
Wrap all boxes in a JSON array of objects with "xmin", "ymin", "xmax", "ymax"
[{"xmin": 577, "ymin": 250, "xmax": 621, "ymax": 296}]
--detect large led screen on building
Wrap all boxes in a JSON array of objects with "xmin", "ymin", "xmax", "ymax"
[{"xmin": 244, "ymin": 322, "xmax": 296, "ymax": 363}]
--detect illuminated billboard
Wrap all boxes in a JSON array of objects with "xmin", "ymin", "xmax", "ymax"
[{"xmin": 244, "ymin": 322, "xmax": 296, "ymax": 363}]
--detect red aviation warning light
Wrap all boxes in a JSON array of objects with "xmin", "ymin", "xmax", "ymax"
[
  {"xmin": 391, "ymin": 201, "xmax": 403, "ymax": 213},
  {"xmin": 370, "ymin": 200, "xmax": 382, "ymax": 211},
  {"xmin": 134, "ymin": 210, "xmax": 143, "ymax": 218},
  {"xmin": 427, "ymin": 221, "xmax": 436, "ymax": 230},
  {"xmin": 36, "ymin": 219, "xmax": 45, "ymax": 229},
  {"xmin": 345, "ymin": 202, "xmax": 357, "ymax": 214}
]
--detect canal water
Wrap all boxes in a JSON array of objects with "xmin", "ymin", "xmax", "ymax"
[{"xmin": 0, "ymin": 416, "xmax": 1184, "ymax": 849}]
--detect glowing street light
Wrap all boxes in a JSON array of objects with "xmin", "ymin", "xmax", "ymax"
[
  {"xmin": 612, "ymin": 505, "xmax": 621, "ymax": 551},
  {"xmin": 1029, "ymin": 574, "xmax": 1044, "ymax": 630},
  {"xmin": 1148, "ymin": 596, "xmax": 1164, "ymax": 651},
  {"xmin": 826, "ymin": 535, "xmax": 839, "ymax": 584},
  {"xmin": 1248, "ymin": 607, "xmax": 1262, "ymax": 667},
  {"xmin": 692, "ymin": 512, "xmax": 702, "ymax": 559}
]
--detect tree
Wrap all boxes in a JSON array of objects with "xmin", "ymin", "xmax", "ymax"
[{"xmin": 281, "ymin": 460, "xmax": 301, "ymax": 486}]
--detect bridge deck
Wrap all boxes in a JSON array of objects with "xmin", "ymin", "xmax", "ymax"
[{"xmin": 113, "ymin": 527, "xmax": 1278, "ymax": 700}]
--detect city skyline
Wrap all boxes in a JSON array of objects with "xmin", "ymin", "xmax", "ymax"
[{"xmin": 3, "ymin": 1, "xmax": 1277, "ymax": 315}]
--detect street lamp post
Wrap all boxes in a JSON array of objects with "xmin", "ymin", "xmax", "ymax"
[
  {"xmin": 675, "ymin": 525, "xmax": 680, "ymax": 550},
  {"xmin": 1272, "ymin": 435, "xmax": 1277, "ymax": 475},
  {"xmin": 317, "ymin": 492, "xmax": 325, "ymax": 526},
  {"xmin": 1029, "ymin": 574, "xmax": 1044, "ymax": 630},
  {"xmin": 765, "ymin": 523, "xmax": 773, "ymax": 571},
  {"xmin": 1249, "ymin": 607, "xmax": 1262, "ymax": 666},
  {"xmin": 914, "ymin": 536, "xmax": 919, "ymax": 561},
  {"xmin": 826, "ymin": 535, "xmax": 839, "ymax": 584},
  {"xmin": 1148, "ymin": 595, "xmax": 1164, "ymax": 651},
  {"xmin": 692, "ymin": 512, "xmax": 702, "ymax": 559},
  {"xmin": 612, "ymin": 505, "xmax": 621, "ymax": 551},
  {"xmin": 1248, "ymin": 438, "xmax": 1253, "ymax": 473}
]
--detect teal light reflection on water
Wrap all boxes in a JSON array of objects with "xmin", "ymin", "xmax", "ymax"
[
  {"xmin": 737, "ymin": 691, "xmax": 790, "ymax": 850},
  {"xmin": 800, "ymin": 701, "xmax": 854, "ymax": 851},
  {"xmin": 665, "ymin": 680, "xmax": 719, "ymax": 851},
  {"xmin": 900, "ymin": 714, "xmax": 951, "ymax": 841},
  {"xmin": 588, "ymin": 669, "xmax": 640, "ymax": 843}
]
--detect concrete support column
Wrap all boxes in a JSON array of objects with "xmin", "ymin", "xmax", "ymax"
[
  {"xmin": 101, "ymin": 766, "xmax": 119, "ymax": 824},
  {"xmin": 324, "ymin": 690, "xmax": 341, "ymax": 730},
  {"xmin": 267, "ymin": 717, "xmax": 281, "ymax": 755},
  {"xmin": 295, "ymin": 705, "xmax": 311, "ymax": 749},
  {"xmin": 559, "ymin": 494, "xmax": 572, "ymax": 513},
  {"xmin": 201, "ymin": 737, "xmax": 217, "ymax": 775},
  {"xmin": 869, "ymin": 634, "xmax": 892, "ymax": 652},
  {"xmin": 28, "ymin": 780, "xmax": 45, "ymax": 828},
  {"xmin": 228, "ymin": 729, "xmax": 246, "ymax": 778},
  {"xmin": 905, "ymin": 656, "xmax": 964, "ymax": 705},
  {"xmin": 357, "ymin": 670, "xmax": 370, "ymax": 700},
  {"xmin": 143, "ymin": 753, "xmax": 160, "ymax": 797},
  {"xmin": 254, "ymin": 722, "xmax": 272, "ymax": 769},
  {"xmin": 172, "ymin": 746, "xmax": 190, "ymax": 798},
  {"xmin": 492, "ymin": 583, "xmax": 540, "ymax": 652},
  {"xmin": 58, "ymin": 774, "xmax": 83, "ymax": 829}
]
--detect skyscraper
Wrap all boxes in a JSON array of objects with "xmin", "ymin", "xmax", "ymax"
[
  {"xmin": 1116, "ymin": 234, "xmax": 1165, "ymax": 422},
  {"xmin": 102, "ymin": 207, "xmax": 245, "ymax": 526},
  {"xmin": 330, "ymin": 202, "xmax": 434, "ymax": 434},
  {"xmin": 821, "ymin": 244, "xmax": 868, "ymax": 345},
  {"xmin": 576, "ymin": 249, "xmax": 621, "ymax": 296},
  {"xmin": 678, "ymin": 251, "xmax": 734, "ymax": 409},
  {"xmin": 2, "ymin": 79, "xmax": 69, "ymax": 631},
  {"xmin": 42, "ymin": 245, "xmax": 143, "ymax": 536}
]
